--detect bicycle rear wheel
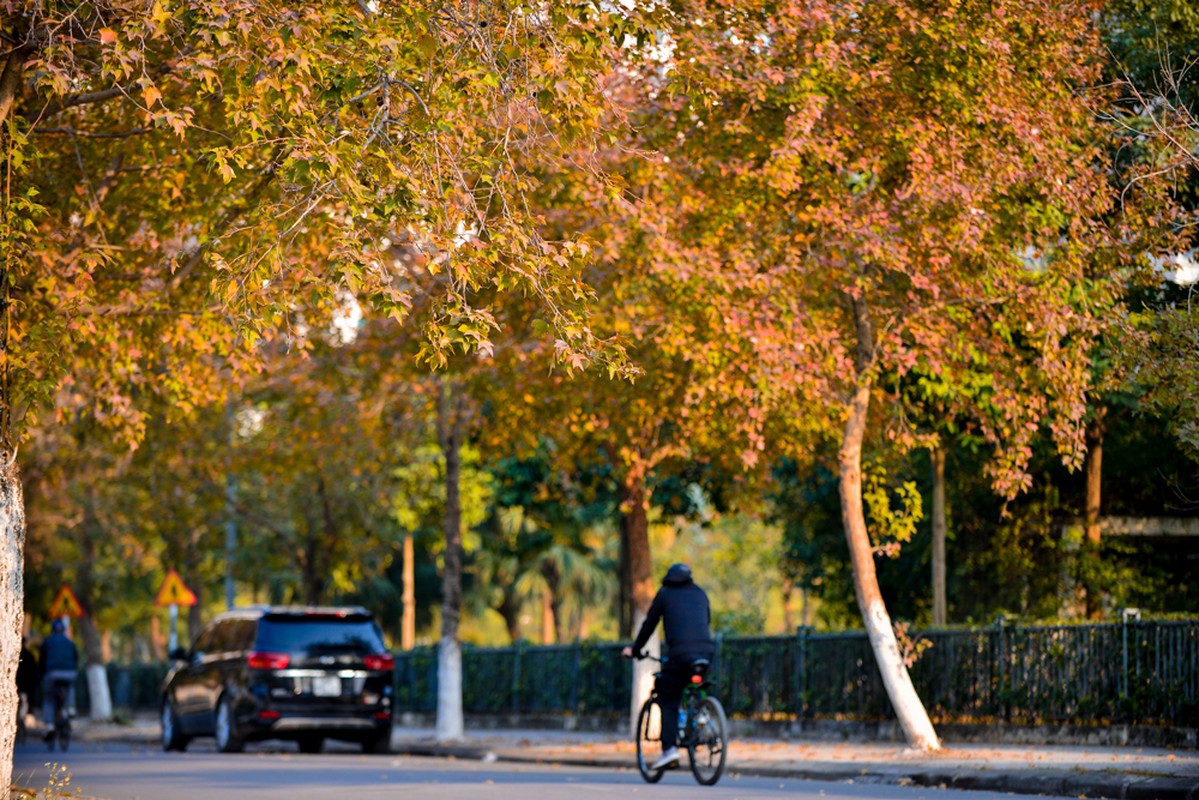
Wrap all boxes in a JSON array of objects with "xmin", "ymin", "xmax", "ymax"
[
  {"xmin": 687, "ymin": 697, "xmax": 727, "ymax": 785},
  {"xmin": 635, "ymin": 698, "xmax": 666, "ymax": 783}
]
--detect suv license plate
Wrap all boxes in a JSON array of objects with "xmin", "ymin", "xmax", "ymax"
[{"xmin": 312, "ymin": 676, "xmax": 341, "ymax": 697}]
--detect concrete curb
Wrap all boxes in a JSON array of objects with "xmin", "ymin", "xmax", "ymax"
[{"xmin": 389, "ymin": 741, "xmax": 1199, "ymax": 800}]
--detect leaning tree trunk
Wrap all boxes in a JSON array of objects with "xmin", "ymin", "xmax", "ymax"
[
  {"xmin": 839, "ymin": 291, "xmax": 939, "ymax": 751},
  {"xmin": 0, "ymin": 458, "xmax": 26, "ymax": 793},
  {"xmin": 930, "ymin": 446, "xmax": 947, "ymax": 628},
  {"xmin": 435, "ymin": 381, "xmax": 465, "ymax": 742},
  {"xmin": 620, "ymin": 467, "xmax": 659, "ymax": 737}
]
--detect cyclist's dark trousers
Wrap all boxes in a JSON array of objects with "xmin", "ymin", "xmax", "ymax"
[
  {"xmin": 42, "ymin": 671, "xmax": 75, "ymax": 725},
  {"xmin": 654, "ymin": 660, "xmax": 691, "ymax": 751}
]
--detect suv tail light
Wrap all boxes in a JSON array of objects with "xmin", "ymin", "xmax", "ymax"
[
  {"xmin": 364, "ymin": 653, "xmax": 394, "ymax": 671},
  {"xmin": 247, "ymin": 651, "xmax": 290, "ymax": 669}
]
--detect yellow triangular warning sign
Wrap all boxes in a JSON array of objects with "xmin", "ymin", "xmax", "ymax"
[
  {"xmin": 155, "ymin": 569, "xmax": 198, "ymax": 607},
  {"xmin": 48, "ymin": 585, "xmax": 84, "ymax": 619}
]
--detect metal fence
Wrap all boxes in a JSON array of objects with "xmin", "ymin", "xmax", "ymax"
[
  {"xmin": 75, "ymin": 618, "xmax": 1199, "ymax": 728},
  {"xmin": 395, "ymin": 619, "xmax": 1199, "ymax": 727},
  {"xmin": 74, "ymin": 663, "xmax": 170, "ymax": 716}
]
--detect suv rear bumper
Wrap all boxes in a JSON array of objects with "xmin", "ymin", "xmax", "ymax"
[
  {"xmin": 267, "ymin": 716, "xmax": 385, "ymax": 732},
  {"xmin": 238, "ymin": 692, "xmax": 392, "ymax": 741}
]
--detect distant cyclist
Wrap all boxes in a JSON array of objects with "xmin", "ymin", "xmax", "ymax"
[
  {"xmin": 622, "ymin": 563, "xmax": 716, "ymax": 770},
  {"xmin": 39, "ymin": 620, "xmax": 78, "ymax": 740}
]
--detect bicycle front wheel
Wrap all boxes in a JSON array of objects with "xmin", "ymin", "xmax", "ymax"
[
  {"xmin": 687, "ymin": 697, "xmax": 728, "ymax": 786},
  {"xmin": 635, "ymin": 698, "xmax": 666, "ymax": 783}
]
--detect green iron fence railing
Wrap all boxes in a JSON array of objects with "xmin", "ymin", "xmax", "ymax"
[
  {"xmin": 393, "ymin": 618, "xmax": 1199, "ymax": 727},
  {"xmin": 70, "ymin": 618, "xmax": 1199, "ymax": 728}
]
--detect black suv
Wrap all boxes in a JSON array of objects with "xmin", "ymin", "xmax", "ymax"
[{"xmin": 160, "ymin": 606, "xmax": 394, "ymax": 754}]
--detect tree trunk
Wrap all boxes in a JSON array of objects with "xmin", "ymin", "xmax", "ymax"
[
  {"xmin": 0, "ymin": 41, "xmax": 31, "ymax": 130},
  {"xmin": 436, "ymin": 381, "xmax": 465, "ymax": 742},
  {"xmin": 401, "ymin": 532, "xmax": 416, "ymax": 650},
  {"xmin": 302, "ymin": 474, "xmax": 337, "ymax": 606},
  {"xmin": 839, "ymin": 290, "xmax": 939, "ymax": 751},
  {"xmin": 621, "ymin": 468, "xmax": 659, "ymax": 737},
  {"xmin": 187, "ymin": 587, "xmax": 202, "ymax": 646},
  {"xmin": 149, "ymin": 615, "xmax": 165, "ymax": 661},
  {"xmin": 618, "ymin": 518, "xmax": 632, "ymax": 638},
  {"xmin": 497, "ymin": 590, "xmax": 520, "ymax": 644},
  {"xmin": 547, "ymin": 567, "xmax": 566, "ymax": 644},
  {"xmin": 0, "ymin": 458, "xmax": 26, "ymax": 793},
  {"xmin": 931, "ymin": 446, "xmax": 947, "ymax": 628},
  {"xmin": 302, "ymin": 526, "xmax": 321, "ymax": 605},
  {"xmin": 781, "ymin": 575, "xmax": 795, "ymax": 632},
  {"xmin": 1083, "ymin": 408, "xmax": 1106, "ymax": 619},
  {"xmin": 76, "ymin": 513, "xmax": 113, "ymax": 720},
  {"xmin": 540, "ymin": 586, "xmax": 554, "ymax": 644}
]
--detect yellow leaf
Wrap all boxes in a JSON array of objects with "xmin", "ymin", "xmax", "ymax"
[
  {"xmin": 99, "ymin": 28, "xmax": 118, "ymax": 45},
  {"xmin": 143, "ymin": 84, "xmax": 162, "ymax": 107}
]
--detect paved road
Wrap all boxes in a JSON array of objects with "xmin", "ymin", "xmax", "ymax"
[{"xmin": 12, "ymin": 740, "xmax": 1067, "ymax": 800}]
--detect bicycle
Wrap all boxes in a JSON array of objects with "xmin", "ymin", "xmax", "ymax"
[
  {"xmin": 632, "ymin": 652, "xmax": 728, "ymax": 786},
  {"xmin": 45, "ymin": 678, "xmax": 72, "ymax": 752}
]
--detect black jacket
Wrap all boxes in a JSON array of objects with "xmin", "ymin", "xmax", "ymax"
[
  {"xmin": 39, "ymin": 632, "xmax": 78, "ymax": 675},
  {"xmin": 16, "ymin": 644, "xmax": 37, "ymax": 695},
  {"xmin": 631, "ymin": 565, "xmax": 716, "ymax": 662}
]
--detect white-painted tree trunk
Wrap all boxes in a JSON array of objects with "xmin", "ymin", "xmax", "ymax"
[
  {"xmin": 86, "ymin": 663, "xmax": 112, "ymax": 722},
  {"xmin": 862, "ymin": 600, "xmax": 939, "ymax": 748},
  {"xmin": 435, "ymin": 381, "xmax": 466, "ymax": 743},
  {"xmin": 0, "ymin": 458, "xmax": 26, "ymax": 793},
  {"xmin": 628, "ymin": 610, "xmax": 660, "ymax": 739},
  {"xmin": 840, "ymin": 291, "xmax": 940, "ymax": 752},
  {"xmin": 436, "ymin": 635, "xmax": 463, "ymax": 741}
]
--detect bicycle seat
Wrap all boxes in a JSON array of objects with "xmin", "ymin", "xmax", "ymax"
[{"xmin": 689, "ymin": 658, "xmax": 711, "ymax": 675}]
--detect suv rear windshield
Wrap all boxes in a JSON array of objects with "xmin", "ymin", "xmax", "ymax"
[{"xmin": 254, "ymin": 618, "xmax": 386, "ymax": 656}]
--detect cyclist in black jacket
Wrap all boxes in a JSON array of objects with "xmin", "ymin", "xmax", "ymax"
[
  {"xmin": 622, "ymin": 563, "xmax": 715, "ymax": 770},
  {"xmin": 39, "ymin": 620, "xmax": 78, "ymax": 739}
]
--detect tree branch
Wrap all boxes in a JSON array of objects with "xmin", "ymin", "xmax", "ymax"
[
  {"xmin": 25, "ymin": 60, "xmax": 176, "ymax": 127},
  {"xmin": 0, "ymin": 42, "xmax": 32, "ymax": 130},
  {"xmin": 167, "ymin": 141, "xmax": 287, "ymax": 290},
  {"xmin": 33, "ymin": 126, "xmax": 151, "ymax": 139}
]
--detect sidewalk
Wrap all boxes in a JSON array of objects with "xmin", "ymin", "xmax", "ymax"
[{"xmin": 70, "ymin": 715, "xmax": 1199, "ymax": 799}]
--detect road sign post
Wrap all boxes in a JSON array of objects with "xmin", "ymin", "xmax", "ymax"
[{"xmin": 154, "ymin": 569, "xmax": 198, "ymax": 653}]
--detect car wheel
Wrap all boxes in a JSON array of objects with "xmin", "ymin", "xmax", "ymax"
[
  {"xmin": 161, "ymin": 700, "xmax": 190, "ymax": 752},
  {"xmin": 214, "ymin": 694, "xmax": 245, "ymax": 753},
  {"xmin": 297, "ymin": 735, "xmax": 324, "ymax": 754},
  {"xmin": 362, "ymin": 731, "xmax": 392, "ymax": 754}
]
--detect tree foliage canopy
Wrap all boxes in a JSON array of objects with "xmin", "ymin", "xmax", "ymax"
[{"xmin": 1, "ymin": 0, "xmax": 633, "ymax": 451}]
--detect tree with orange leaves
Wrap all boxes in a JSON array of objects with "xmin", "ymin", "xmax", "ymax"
[{"xmin": 616, "ymin": 0, "xmax": 1131, "ymax": 749}]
